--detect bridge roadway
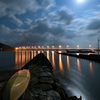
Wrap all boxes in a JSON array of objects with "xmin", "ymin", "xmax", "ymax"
[{"xmin": 17, "ymin": 48, "xmax": 98, "ymax": 51}]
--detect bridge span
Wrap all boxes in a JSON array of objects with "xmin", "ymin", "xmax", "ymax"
[{"xmin": 15, "ymin": 47, "xmax": 99, "ymax": 53}]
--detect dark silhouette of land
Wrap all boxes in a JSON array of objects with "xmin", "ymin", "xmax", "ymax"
[{"xmin": 0, "ymin": 42, "xmax": 14, "ymax": 51}]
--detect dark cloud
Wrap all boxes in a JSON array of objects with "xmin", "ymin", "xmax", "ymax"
[
  {"xmin": 57, "ymin": 10, "xmax": 73, "ymax": 25},
  {"xmin": 87, "ymin": 19, "xmax": 100, "ymax": 30},
  {"xmin": 0, "ymin": 0, "xmax": 55, "ymax": 17},
  {"xmin": 0, "ymin": 0, "xmax": 55, "ymax": 27},
  {"xmin": 49, "ymin": 8, "xmax": 74, "ymax": 25},
  {"xmin": 0, "ymin": 14, "xmax": 76, "ymax": 47}
]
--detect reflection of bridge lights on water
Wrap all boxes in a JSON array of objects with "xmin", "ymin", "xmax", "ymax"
[
  {"xmin": 76, "ymin": 53, "xmax": 80, "ymax": 55},
  {"xmin": 66, "ymin": 56, "xmax": 70, "ymax": 71},
  {"xmin": 51, "ymin": 51, "xmax": 56, "ymax": 69},
  {"xmin": 58, "ymin": 51, "xmax": 62, "ymax": 53},
  {"xmin": 41, "ymin": 51, "xmax": 44, "ymax": 53},
  {"xmin": 59, "ymin": 53, "xmax": 64, "ymax": 74},
  {"xmin": 77, "ymin": 59, "xmax": 81, "ymax": 74},
  {"xmin": 38, "ymin": 51, "xmax": 41, "ymax": 54},
  {"xmin": 34, "ymin": 51, "xmax": 37, "ymax": 56},
  {"xmin": 89, "ymin": 62, "xmax": 94, "ymax": 75},
  {"xmin": 46, "ymin": 50, "xmax": 50, "ymax": 60}
]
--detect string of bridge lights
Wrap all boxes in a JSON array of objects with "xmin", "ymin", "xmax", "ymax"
[{"xmin": 15, "ymin": 45, "xmax": 92, "ymax": 50}]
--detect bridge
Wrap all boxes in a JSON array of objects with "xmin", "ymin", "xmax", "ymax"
[{"xmin": 15, "ymin": 46, "xmax": 99, "ymax": 53}]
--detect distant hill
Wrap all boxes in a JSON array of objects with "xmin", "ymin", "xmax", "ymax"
[{"xmin": 0, "ymin": 43, "xmax": 14, "ymax": 51}]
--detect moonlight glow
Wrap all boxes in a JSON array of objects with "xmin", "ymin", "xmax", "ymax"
[{"xmin": 77, "ymin": 0, "xmax": 84, "ymax": 2}]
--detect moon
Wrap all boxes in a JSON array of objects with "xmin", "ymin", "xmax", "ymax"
[{"xmin": 77, "ymin": 0, "xmax": 84, "ymax": 2}]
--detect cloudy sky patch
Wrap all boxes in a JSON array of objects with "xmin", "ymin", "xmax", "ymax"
[{"xmin": 0, "ymin": 0, "xmax": 100, "ymax": 48}]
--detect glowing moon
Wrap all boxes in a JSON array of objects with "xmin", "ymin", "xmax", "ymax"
[{"xmin": 77, "ymin": 0, "xmax": 84, "ymax": 2}]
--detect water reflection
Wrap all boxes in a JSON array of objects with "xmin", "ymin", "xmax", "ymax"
[
  {"xmin": 66, "ymin": 56, "xmax": 70, "ymax": 71},
  {"xmin": 46, "ymin": 50, "xmax": 50, "ymax": 60},
  {"xmin": 77, "ymin": 59, "xmax": 81, "ymax": 74},
  {"xmin": 15, "ymin": 51, "xmax": 32, "ymax": 69},
  {"xmin": 51, "ymin": 51, "xmax": 56, "ymax": 69},
  {"xmin": 0, "ymin": 50, "xmax": 99, "ymax": 100},
  {"xmin": 58, "ymin": 51, "xmax": 64, "ymax": 74},
  {"xmin": 34, "ymin": 51, "xmax": 37, "ymax": 57},
  {"xmin": 89, "ymin": 62, "xmax": 94, "ymax": 75},
  {"xmin": 31, "ymin": 51, "xmax": 33, "ymax": 59},
  {"xmin": 38, "ymin": 51, "xmax": 41, "ymax": 54}
]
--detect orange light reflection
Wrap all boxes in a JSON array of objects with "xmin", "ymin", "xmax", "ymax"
[
  {"xmin": 66, "ymin": 56, "xmax": 70, "ymax": 71},
  {"xmin": 46, "ymin": 51, "xmax": 50, "ymax": 60},
  {"xmin": 77, "ymin": 59, "xmax": 81, "ymax": 74},
  {"xmin": 59, "ymin": 53, "xmax": 64, "ymax": 74},
  {"xmin": 51, "ymin": 51, "xmax": 56, "ymax": 69},
  {"xmin": 89, "ymin": 62, "xmax": 94, "ymax": 75}
]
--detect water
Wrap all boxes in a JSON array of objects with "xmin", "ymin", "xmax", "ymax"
[{"xmin": 0, "ymin": 51, "xmax": 100, "ymax": 100}]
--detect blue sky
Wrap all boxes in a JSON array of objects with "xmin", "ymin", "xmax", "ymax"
[{"xmin": 0, "ymin": 0, "xmax": 100, "ymax": 48}]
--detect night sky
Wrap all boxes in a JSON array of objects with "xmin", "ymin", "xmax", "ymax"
[{"xmin": 0, "ymin": 0, "xmax": 100, "ymax": 48}]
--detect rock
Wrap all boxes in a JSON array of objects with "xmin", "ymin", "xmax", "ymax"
[
  {"xmin": 46, "ymin": 90, "xmax": 61, "ymax": 100},
  {"xmin": 39, "ymin": 77, "xmax": 54, "ymax": 84},
  {"xmin": 33, "ymin": 84, "xmax": 53, "ymax": 91},
  {"xmin": 38, "ymin": 72, "xmax": 53, "ymax": 77}
]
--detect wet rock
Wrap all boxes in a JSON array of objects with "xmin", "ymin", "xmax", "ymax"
[
  {"xmin": 46, "ymin": 90, "xmax": 61, "ymax": 100},
  {"xmin": 38, "ymin": 72, "xmax": 53, "ymax": 77},
  {"xmin": 33, "ymin": 90, "xmax": 61, "ymax": 100},
  {"xmin": 29, "ymin": 77, "xmax": 38, "ymax": 85},
  {"xmin": 33, "ymin": 84, "xmax": 53, "ymax": 91},
  {"xmin": 39, "ymin": 77, "xmax": 54, "ymax": 84}
]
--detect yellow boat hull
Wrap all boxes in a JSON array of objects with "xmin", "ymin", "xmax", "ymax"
[{"xmin": 3, "ymin": 69, "xmax": 30, "ymax": 100}]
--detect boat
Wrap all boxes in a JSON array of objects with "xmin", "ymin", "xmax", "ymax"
[{"xmin": 3, "ymin": 69, "xmax": 30, "ymax": 100}]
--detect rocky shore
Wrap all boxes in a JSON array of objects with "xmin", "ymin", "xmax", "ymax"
[{"xmin": 0, "ymin": 53, "xmax": 82, "ymax": 100}]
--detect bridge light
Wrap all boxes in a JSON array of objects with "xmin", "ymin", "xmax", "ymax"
[
  {"xmin": 59, "ymin": 45, "xmax": 62, "ymax": 48},
  {"xmin": 34, "ymin": 46, "xmax": 36, "ymax": 48},
  {"xmin": 52, "ymin": 45, "xmax": 54, "ymax": 48},
  {"xmin": 89, "ymin": 45, "xmax": 91, "ymax": 48},
  {"xmin": 77, "ymin": 45, "xmax": 79, "ymax": 48},
  {"xmin": 66, "ymin": 45, "xmax": 69, "ymax": 48},
  {"xmin": 15, "ymin": 47, "xmax": 18, "ymax": 50},
  {"xmin": 42, "ymin": 46, "xmax": 44, "ymax": 48},
  {"xmin": 47, "ymin": 46, "xmax": 49, "ymax": 48},
  {"xmin": 38, "ymin": 46, "xmax": 40, "ymax": 48}
]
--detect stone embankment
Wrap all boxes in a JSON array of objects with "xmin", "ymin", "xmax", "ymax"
[
  {"xmin": 59, "ymin": 53, "xmax": 100, "ymax": 63},
  {"xmin": 0, "ymin": 53, "xmax": 82, "ymax": 100}
]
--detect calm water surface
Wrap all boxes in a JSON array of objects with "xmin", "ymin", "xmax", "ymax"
[{"xmin": 0, "ymin": 51, "xmax": 100, "ymax": 100}]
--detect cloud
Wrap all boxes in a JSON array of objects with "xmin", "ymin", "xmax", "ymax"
[
  {"xmin": 0, "ymin": 25, "xmax": 11, "ymax": 35},
  {"xmin": 0, "ymin": 0, "xmax": 55, "ymax": 27},
  {"xmin": 9, "ymin": 15, "xmax": 23, "ymax": 27},
  {"xmin": 0, "ymin": 14, "xmax": 76, "ymax": 47},
  {"xmin": 0, "ymin": 0, "xmax": 55, "ymax": 17},
  {"xmin": 87, "ymin": 18, "xmax": 100, "ymax": 30},
  {"xmin": 49, "ymin": 8, "xmax": 74, "ymax": 25},
  {"xmin": 25, "ymin": 19, "xmax": 33, "ymax": 25},
  {"xmin": 96, "ymin": 4, "xmax": 100, "ymax": 8}
]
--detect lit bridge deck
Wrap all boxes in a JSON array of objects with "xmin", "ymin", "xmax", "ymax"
[{"xmin": 15, "ymin": 47, "xmax": 99, "ymax": 52}]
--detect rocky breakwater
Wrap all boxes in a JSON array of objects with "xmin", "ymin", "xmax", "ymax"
[{"xmin": 0, "ymin": 53, "xmax": 82, "ymax": 100}]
